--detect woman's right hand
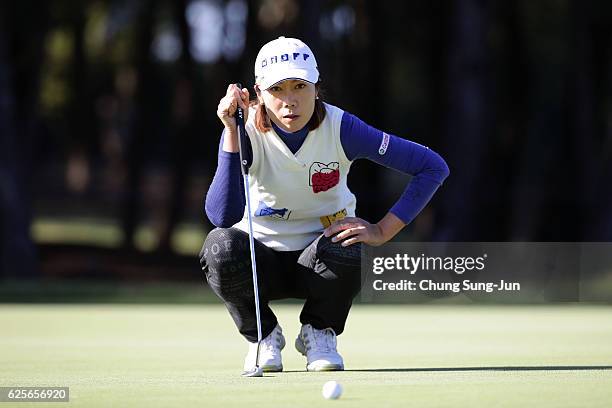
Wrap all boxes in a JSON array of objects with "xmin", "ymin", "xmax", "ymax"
[{"xmin": 217, "ymin": 84, "xmax": 250, "ymax": 140}]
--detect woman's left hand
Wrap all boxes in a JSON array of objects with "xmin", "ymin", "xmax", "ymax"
[{"xmin": 323, "ymin": 217, "xmax": 388, "ymax": 247}]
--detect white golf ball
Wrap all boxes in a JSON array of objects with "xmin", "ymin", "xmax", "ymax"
[{"xmin": 322, "ymin": 380, "xmax": 343, "ymax": 400}]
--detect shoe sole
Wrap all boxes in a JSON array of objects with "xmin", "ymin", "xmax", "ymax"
[
  {"xmin": 294, "ymin": 337, "xmax": 344, "ymax": 372},
  {"xmin": 262, "ymin": 364, "xmax": 283, "ymax": 372},
  {"xmin": 306, "ymin": 364, "xmax": 344, "ymax": 372}
]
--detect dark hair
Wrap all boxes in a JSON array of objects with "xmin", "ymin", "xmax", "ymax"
[{"xmin": 252, "ymin": 82, "xmax": 326, "ymax": 132}]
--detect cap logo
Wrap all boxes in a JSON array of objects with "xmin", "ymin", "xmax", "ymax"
[{"xmin": 261, "ymin": 53, "xmax": 311, "ymax": 68}]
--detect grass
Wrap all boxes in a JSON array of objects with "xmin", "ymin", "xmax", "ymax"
[{"xmin": 1, "ymin": 304, "xmax": 611, "ymax": 407}]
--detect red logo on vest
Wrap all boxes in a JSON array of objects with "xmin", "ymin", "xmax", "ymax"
[{"xmin": 309, "ymin": 161, "xmax": 340, "ymax": 193}]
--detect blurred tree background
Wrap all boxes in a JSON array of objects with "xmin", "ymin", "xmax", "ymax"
[{"xmin": 1, "ymin": 0, "xmax": 612, "ymax": 285}]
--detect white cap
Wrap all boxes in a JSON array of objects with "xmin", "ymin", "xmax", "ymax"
[{"xmin": 254, "ymin": 37, "xmax": 319, "ymax": 90}]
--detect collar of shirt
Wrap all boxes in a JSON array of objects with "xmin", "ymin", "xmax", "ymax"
[{"xmin": 271, "ymin": 121, "xmax": 309, "ymax": 154}]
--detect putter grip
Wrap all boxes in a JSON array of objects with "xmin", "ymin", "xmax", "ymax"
[{"xmin": 234, "ymin": 83, "xmax": 251, "ymax": 175}]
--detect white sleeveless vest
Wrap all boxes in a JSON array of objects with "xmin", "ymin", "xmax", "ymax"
[{"xmin": 234, "ymin": 103, "xmax": 356, "ymax": 251}]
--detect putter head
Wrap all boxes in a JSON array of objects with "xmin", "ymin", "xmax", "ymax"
[{"xmin": 241, "ymin": 365, "xmax": 264, "ymax": 377}]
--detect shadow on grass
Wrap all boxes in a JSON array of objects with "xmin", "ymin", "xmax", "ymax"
[
  {"xmin": 349, "ymin": 365, "xmax": 612, "ymax": 372},
  {"xmin": 284, "ymin": 366, "xmax": 612, "ymax": 373}
]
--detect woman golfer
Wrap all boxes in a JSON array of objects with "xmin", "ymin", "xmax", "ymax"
[{"xmin": 200, "ymin": 37, "xmax": 449, "ymax": 372}]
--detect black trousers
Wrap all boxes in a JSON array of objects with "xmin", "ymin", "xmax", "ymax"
[{"xmin": 199, "ymin": 227, "xmax": 362, "ymax": 342}]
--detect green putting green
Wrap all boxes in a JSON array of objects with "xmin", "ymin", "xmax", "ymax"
[{"xmin": 1, "ymin": 304, "xmax": 611, "ymax": 407}]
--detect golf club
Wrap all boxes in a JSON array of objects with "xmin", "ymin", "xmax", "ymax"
[{"xmin": 235, "ymin": 84, "xmax": 264, "ymax": 378}]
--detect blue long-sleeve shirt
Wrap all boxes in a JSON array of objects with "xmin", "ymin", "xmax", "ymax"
[{"xmin": 205, "ymin": 111, "xmax": 449, "ymax": 228}]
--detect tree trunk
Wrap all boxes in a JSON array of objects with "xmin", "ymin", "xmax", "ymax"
[
  {"xmin": 0, "ymin": 1, "xmax": 46, "ymax": 278},
  {"xmin": 435, "ymin": 0, "xmax": 490, "ymax": 241},
  {"xmin": 121, "ymin": 0, "xmax": 158, "ymax": 249}
]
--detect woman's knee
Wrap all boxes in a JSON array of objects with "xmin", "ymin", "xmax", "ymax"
[
  {"xmin": 200, "ymin": 228, "xmax": 250, "ymax": 269},
  {"xmin": 200, "ymin": 228, "xmax": 250, "ymax": 281},
  {"xmin": 316, "ymin": 235, "xmax": 362, "ymax": 271},
  {"xmin": 200, "ymin": 228, "xmax": 255, "ymax": 299}
]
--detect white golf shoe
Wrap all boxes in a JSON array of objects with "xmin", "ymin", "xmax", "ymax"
[
  {"xmin": 295, "ymin": 324, "xmax": 344, "ymax": 371},
  {"xmin": 243, "ymin": 324, "xmax": 285, "ymax": 372}
]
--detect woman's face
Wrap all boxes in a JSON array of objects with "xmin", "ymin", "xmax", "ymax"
[{"xmin": 258, "ymin": 79, "xmax": 317, "ymax": 132}]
